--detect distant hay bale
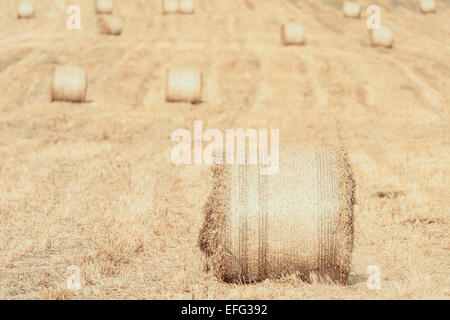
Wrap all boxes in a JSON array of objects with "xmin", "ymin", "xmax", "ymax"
[
  {"xmin": 96, "ymin": 0, "xmax": 114, "ymax": 15},
  {"xmin": 179, "ymin": 0, "xmax": 195, "ymax": 14},
  {"xmin": 370, "ymin": 26, "xmax": 394, "ymax": 48},
  {"xmin": 162, "ymin": 0, "xmax": 178, "ymax": 14},
  {"xmin": 343, "ymin": 1, "xmax": 361, "ymax": 18},
  {"xmin": 52, "ymin": 66, "xmax": 87, "ymax": 103},
  {"xmin": 281, "ymin": 23, "xmax": 305, "ymax": 46},
  {"xmin": 166, "ymin": 68, "xmax": 202, "ymax": 103},
  {"xmin": 419, "ymin": 0, "xmax": 436, "ymax": 13},
  {"xmin": 97, "ymin": 16, "xmax": 123, "ymax": 35},
  {"xmin": 199, "ymin": 147, "xmax": 356, "ymax": 284},
  {"xmin": 17, "ymin": 0, "xmax": 35, "ymax": 19}
]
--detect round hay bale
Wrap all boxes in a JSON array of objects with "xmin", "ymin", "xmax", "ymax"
[
  {"xmin": 166, "ymin": 68, "xmax": 202, "ymax": 103},
  {"xmin": 162, "ymin": 0, "xmax": 178, "ymax": 14},
  {"xmin": 179, "ymin": 0, "xmax": 195, "ymax": 14},
  {"xmin": 419, "ymin": 0, "xmax": 436, "ymax": 13},
  {"xmin": 281, "ymin": 23, "xmax": 305, "ymax": 46},
  {"xmin": 369, "ymin": 26, "xmax": 394, "ymax": 48},
  {"xmin": 17, "ymin": 0, "xmax": 35, "ymax": 19},
  {"xmin": 52, "ymin": 66, "xmax": 87, "ymax": 103},
  {"xmin": 343, "ymin": 1, "xmax": 361, "ymax": 18},
  {"xmin": 97, "ymin": 16, "xmax": 123, "ymax": 35},
  {"xmin": 96, "ymin": 0, "xmax": 114, "ymax": 15},
  {"xmin": 199, "ymin": 147, "xmax": 356, "ymax": 284}
]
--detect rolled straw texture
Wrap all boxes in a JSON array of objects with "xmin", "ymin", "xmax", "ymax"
[
  {"xmin": 199, "ymin": 147, "xmax": 356, "ymax": 284},
  {"xmin": 420, "ymin": 0, "xmax": 436, "ymax": 13},
  {"xmin": 17, "ymin": 0, "xmax": 35, "ymax": 19},
  {"xmin": 281, "ymin": 23, "xmax": 305, "ymax": 46},
  {"xmin": 96, "ymin": 0, "xmax": 114, "ymax": 14},
  {"xmin": 166, "ymin": 68, "xmax": 202, "ymax": 103},
  {"xmin": 179, "ymin": 0, "xmax": 195, "ymax": 14},
  {"xmin": 343, "ymin": 1, "xmax": 361, "ymax": 18},
  {"xmin": 370, "ymin": 26, "xmax": 394, "ymax": 48},
  {"xmin": 97, "ymin": 16, "xmax": 123, "ymax": 35},
  {"xmin": 52, "ymin": 66, "xmax": 87, "ymax": 103},
  {"xmin": 162, "ymin": 0, "xmax": 178, "ymax": 14}
]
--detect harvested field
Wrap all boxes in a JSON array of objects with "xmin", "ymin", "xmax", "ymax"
[{"xmin": 0, "ymin": 0, "xmax": 448, "ymax": 299}]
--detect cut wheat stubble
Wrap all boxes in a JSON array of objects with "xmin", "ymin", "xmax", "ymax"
[
  {"xmin": 52, "ymin": 66, "xmax": 87, "ymax": 103},
  {"xmin": 199, "ymin": 147, "xmax": 356, "ymax": 284}
]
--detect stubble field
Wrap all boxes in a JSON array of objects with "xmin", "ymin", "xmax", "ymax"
[{"xmin": 0, "ymin": 0, "xmax": 448, "ymax": 299}]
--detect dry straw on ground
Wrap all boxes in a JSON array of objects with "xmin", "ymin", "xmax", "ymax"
[
  {"xmin": 179, "ymin": 0, "xmax": 196, "ymax": 14},
  {"xmin": 199, "ymin": 147, "xmax": 356, "ymax": 284},
  {"xmin": 2, "ymin": 0, "xmax": 448, "ymax": 301},
  {"xmin": 420, "ymin": 0, "xmax": 436, "ymax": 13},
  {"xmin": 166, "ymin": 68, "xmax": 202, "ymax": 103},
  {"xmin": 96, "ymin": 0, "xmax": 114, "ymax": 15},
  {"xmin": 370, "ymin": 26, "xmax": 394, "ymax": 48},
  {"xmin": 17, "ymin": 0, "xmax": 35, "ymax": 19},
  {"xmin": 98, "ymin": 16, "xmax": 123, "ymax": 35},
  {"xmin": 281, "ymin": 23, "xmax": 305, "ymax": 46},
  {"xmin": 343, "ymin": 1, "xmax": 361, "ymax": 19},
  {"xmin": 52, "ymin": 66, "xmax": 87, "ymax": 103}
]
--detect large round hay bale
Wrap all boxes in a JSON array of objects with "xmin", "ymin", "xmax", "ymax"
[
  {"xmin": 281, "ymin": 23, "xmax": 305, "ymax": 46},
  {"xmin": 369, "ymin": 26, "xmax": 394, "ymax": 48},
  {"xmin": 52, "ymin": 66, "xmax": 87, "ymax": 103},
  {"xmin": 17, "ymin": 0, "xmax": 35, "ymax": 19},
  {"xmin": 343, "ymin": 1, "xmax": 361, "ymax": 18},
  {"xmin": 199, "ymin": 147, "xmax": 356, "ymax": 284},
  {"xmin": 419, "ymin": 0, "xmax": 436, "ymax": 13},
  {"xmin": 166, "ymin": 68, "xmax": 202, "ymax": 103},
  {"xmin": 162, "ymin": 0, "xmax": 178, "ymax": 14},
  {"xmin": 96, "ymin": 0, "xmax": 114, "ymax": 15},
  {"xmin": 179, "ymin": 0, "xmax": 195, "ymax": 14},
  {"xmin": 97, "ymin": 16, "xmax": 123, "ymax": 35}
]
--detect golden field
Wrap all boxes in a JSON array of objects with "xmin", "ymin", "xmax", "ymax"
[{"xmin": 0, "ymin": 0, "xmax": 448, "ymax": 299}]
